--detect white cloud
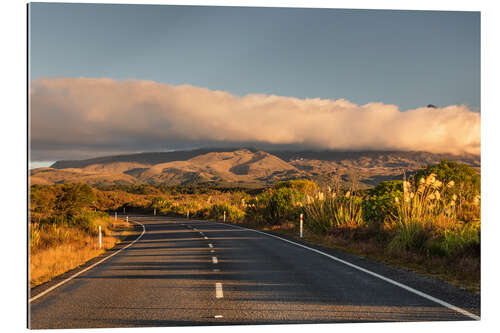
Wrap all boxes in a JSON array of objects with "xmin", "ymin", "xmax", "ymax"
[{"xmin": 30, "ymin": 77, "xmax": 480, "ymax": 160}]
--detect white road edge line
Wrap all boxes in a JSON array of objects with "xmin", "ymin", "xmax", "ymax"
[
  {"xmin": 212, "ymin": 256, "xmax": 218, "ymax": 264},
  {"xmin": 215, "ymin": 283, "xmax": 224, "ymax": 298},
  {"xmin": 29, "ymin": 219, "xmax": 147, "ymax": 303},
  {"xmin": 210, "ymin": 221, "xmax": 480, "ymax": 321}
]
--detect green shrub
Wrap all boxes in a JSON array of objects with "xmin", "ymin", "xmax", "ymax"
[
  {"xmin": 266, "ymin": 187, "xmax": 302, "ymax": 224},
  {"xmin": 439, "ymin": 224, "xmax": 480, "ymax": 257},
  {"xmin": 362, "ymin": 180, "xmax": 403, "ymax": 228},
  {"xmin": 244, "ymin": 192, "xmax": 271, "ymax": 224},
  {"xmin": 272, "ymin": 179, "xmax": 318, "ymax": 195},
  {"xmin": 413, "ymin": 159, "xmax": 480, "ymax": 202},
  {"xmin": 55, "ymin": 183, "xmax": 96, "ymax": 218},
  {"xmin": 69, "ymin": 211, "xmax": 112, "ymax": 235},
  {"xmin": 207, "ymin": 203, "xmax": 245, "ymax": 222}
]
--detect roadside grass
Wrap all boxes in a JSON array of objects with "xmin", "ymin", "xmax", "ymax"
[{"xmin": 29, "ymin": 218, "xmax": 134, "ymax": 288}]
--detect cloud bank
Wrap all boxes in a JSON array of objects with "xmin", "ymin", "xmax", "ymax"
[{"xmin": 30, "ymin": 78, "xmax": 480, "ymax": 161}]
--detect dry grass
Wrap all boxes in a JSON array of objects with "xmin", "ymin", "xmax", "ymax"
[{"xmin": 29, "ymin": 220, "xmax": 132, "ymax": 288}]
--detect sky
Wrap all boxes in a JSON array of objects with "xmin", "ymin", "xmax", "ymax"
[{"xmin": 28, "ymin": 2, "xmax": 481, "ymax": 165}]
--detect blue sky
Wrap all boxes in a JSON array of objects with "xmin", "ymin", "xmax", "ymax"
[{"xmin": 30, "ymin": 3, "xmax": 480, "ymax": 111}]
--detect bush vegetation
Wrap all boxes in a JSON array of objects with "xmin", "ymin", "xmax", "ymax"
[{"xmin": 29, "ymin": 183, "xmax": 125, "ymax": 287}]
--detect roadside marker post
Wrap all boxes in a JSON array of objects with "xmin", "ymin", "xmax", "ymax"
[
  {"xmin": 300, "ymin": 214, "xmax": 303, "ymax": 238},
  {"xmin": 114, "ymin": 212, "xmax": 117, "ymax": 221},
  {"xmin": 126, "ymin": 216, "xmax": 129, "ymax": 228},
  {"xmin": 223, "ymin": 211, "xmax": 226, "ymax": 223},
  {"xmin": 98, "ymin": 225, "xmax": 102, "ymax": 249},
  {"xmin": 187, "ymin": 210, "xmax": 190, "ymax": 219},
  {"xmin": 154, "ymin": 208, "xmax": 156, "ymax": 216}
]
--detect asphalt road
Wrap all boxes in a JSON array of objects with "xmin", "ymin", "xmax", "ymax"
[{"xmin": 29, "ymin": 216, "xmax": 480, "ymax": 329}]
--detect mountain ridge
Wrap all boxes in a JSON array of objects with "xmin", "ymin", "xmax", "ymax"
[{"xmin": 33, "ymin": 148, "xmax": 479, "ymax": 187}]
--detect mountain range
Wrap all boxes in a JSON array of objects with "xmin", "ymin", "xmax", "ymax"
[{"xmin": 30, "ymin": 148, "xmax": 480, "ymax": 188}]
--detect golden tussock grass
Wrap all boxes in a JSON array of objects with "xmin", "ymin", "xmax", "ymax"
[{"xmin": 29, "ymin": 220, "xmax": 130, "ymax": 288}]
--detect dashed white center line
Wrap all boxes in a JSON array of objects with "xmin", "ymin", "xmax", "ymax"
[
  {"xmin": 212, "ymin": 256, "xmax": 218, "ymax": 264},
  {"xmin": 214, "ymin": 315, "xmax": 223, "ymax": 318},
  {"xmin": 208, "ymin": 243, "xmax": 213, "ymax": 248},
  {"xmin": 215, "ymin": 283, "xmax": 224, "ymax": 298},
  {"xmin": 210, "ymin": 250, "xmax": 215, "ymax": 253},
  {"xmin": 213, "ymin": 269, "xmax": 220, "ymax": 272},
  {"xmin": 204, "ymin": 236, "xmax": 208, "ymax": 239}
]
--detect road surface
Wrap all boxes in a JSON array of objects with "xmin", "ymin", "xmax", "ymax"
[{"xmin": 29, "ymin": 216, "xmax": 480, "ymax": 328}]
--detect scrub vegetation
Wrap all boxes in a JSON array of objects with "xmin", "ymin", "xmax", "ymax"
[
  {"xmin": 29, "ymin": 184, "xmax": 132, "ymax": 287},
  {"xmin": 29, "ymin": 160, "xmax": 480, "ymax": 292}
]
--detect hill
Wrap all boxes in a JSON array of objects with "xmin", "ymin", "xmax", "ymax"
[{"xmin": 30, "ymin": 148, "xmax": 480, "ymax": 187}]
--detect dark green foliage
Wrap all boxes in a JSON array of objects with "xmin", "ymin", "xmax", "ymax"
[
  {"xmin": 439, "ymin": 225, "xmax": 480, "ymax": 257},
  {"xmin": 30, "ymin": 184, "xmax": 105, "ymax": 231},
  {"xmin": 244, "ymin": 192, "xmax": 272, "ymax": 223},
  {"xmin": 244, "ymin": 180, "xmax": 315, "ymax": 225},
  {"xmin": 30, "ymin": 185, "xmax": 58, "ymax": 222},
  {"xmin": 413, "ymin": 159, "xmax": 480, "ymax": 201},
  {"xmin": 266, "ymin": 187, "xmax": 302, "ymax": 224},
  {"xmin": 96, "ymin": 184, "xmax": 264, "ymax": 195},
  {"xmin": 55, "ymin": 183, "xmax": 96, "ymax": 218},
  {"xmin": 362, "ymin": 180, "xmax": 403, "ymax": 228},
  {"xmin": 388, "ymin": 220, "xmax": 431, "ymax": 253}
]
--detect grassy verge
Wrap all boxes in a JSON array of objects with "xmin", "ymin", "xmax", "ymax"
[{"xmin": 29, "ymin": 218, "xmax": 134, "ymax": 288}]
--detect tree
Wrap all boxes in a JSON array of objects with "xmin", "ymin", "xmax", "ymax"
[{"xmin": 55, "ymin": 183, "xmax": 96, "ymax": 218}]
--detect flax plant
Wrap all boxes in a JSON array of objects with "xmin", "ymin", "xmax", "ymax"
[
  {"xmin": 395, "ymin": 175, "xmax": 456, "ymax": 222},
  {"xmin": 388, "ymin": 173, "xmax": 473, "ymax": 253},
  {"xmin": 304, "ymin": 189, "xmax": 364, "ymax": 233}
]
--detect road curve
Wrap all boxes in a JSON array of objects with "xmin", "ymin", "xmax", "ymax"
[{"xmin": 29, "ymin": 216, "xmax": 480, "ymax": 329}]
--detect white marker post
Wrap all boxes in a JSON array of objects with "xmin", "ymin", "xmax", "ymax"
[
  {"xmin": 98, "ymin": 225, "xmax": 102, "ymax": 249},
  {"xmin": 223, "ymin": 211, "xmax": 226, "ymax": 223},
  {"xmin": 187, "ymin": 210, "xmax": 190, "ymax": 219},
  {"xmin": 154, "ymin": 208, "xmax": 156, "ymax": 216},
  {"xmin": 114, "ymin": 212, "xmax": 117, "ymax": 221},
  {"xmin": 126, "ymin": 216, "xmax": 129, "ymax": 228},
  {"xmin": 123, "ymin": 207, "xmax": 126, "ymax": 214},
  {"xmin": 300, "ymin": 213, "xmax": 303, "ymax": 238}
]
